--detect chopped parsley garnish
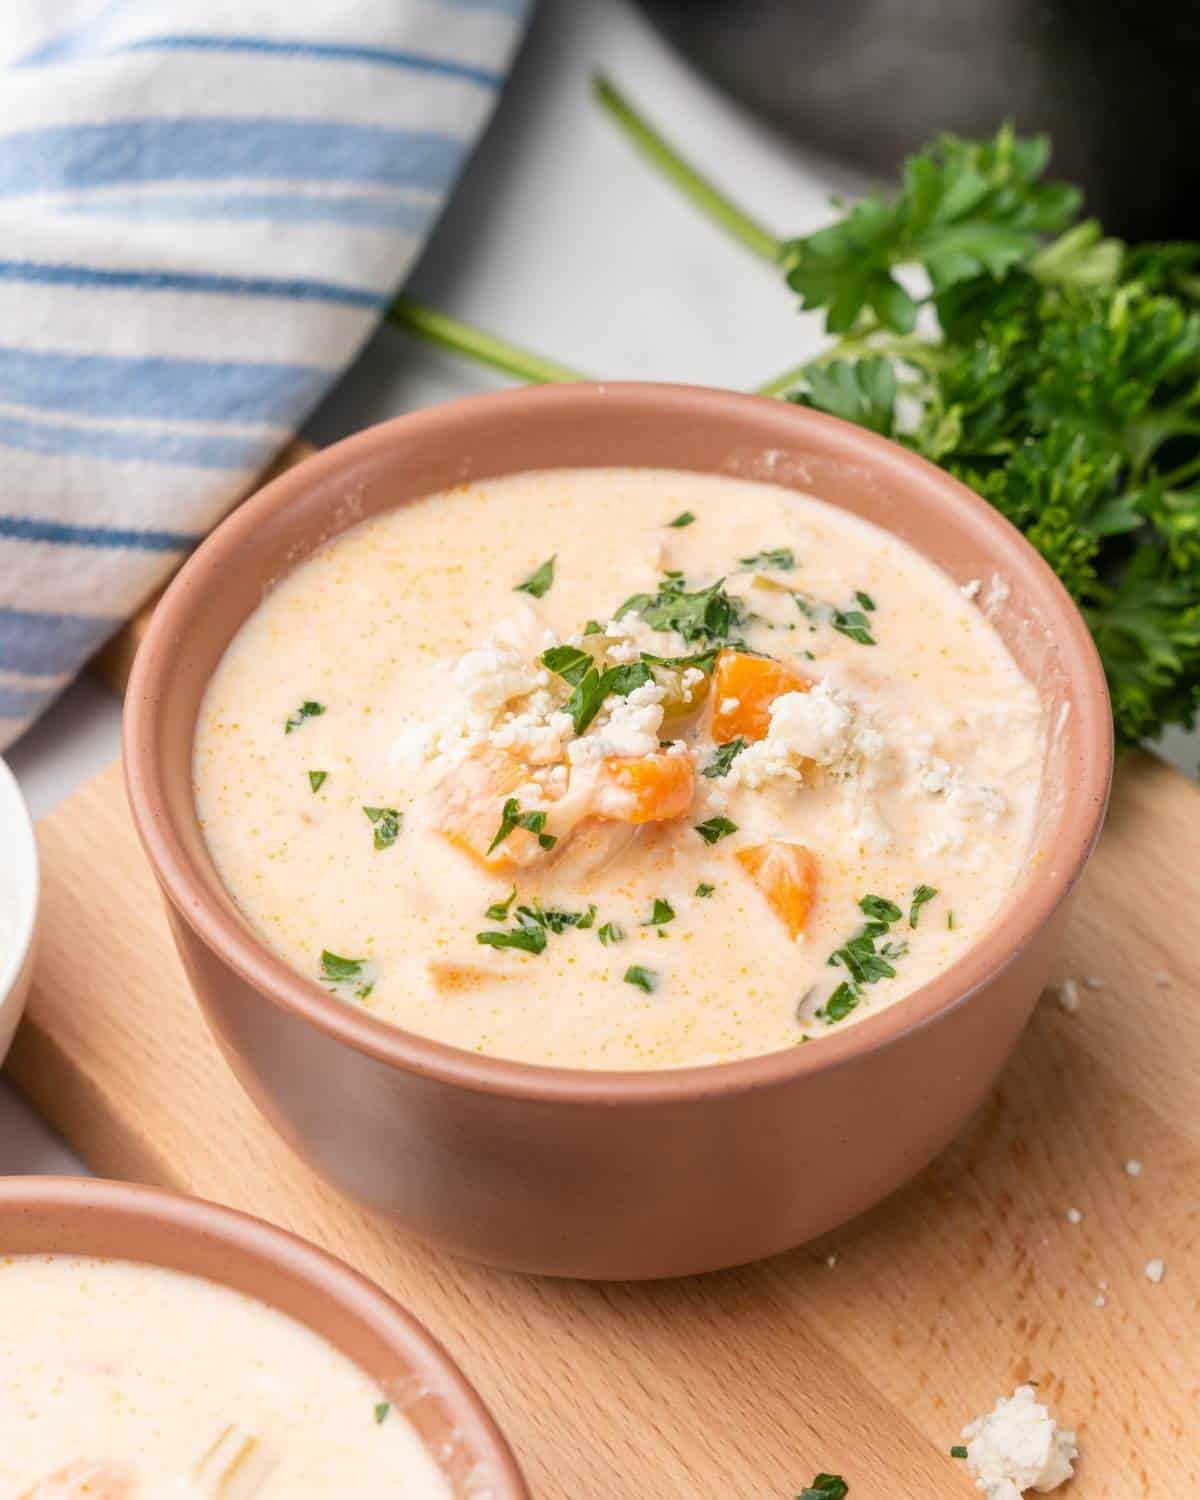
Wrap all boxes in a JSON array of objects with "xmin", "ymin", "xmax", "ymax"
[
  {"xmin": 739, "ymin": 547, "xmax": 795, "ymax": 570},
  {"xmin": 831, "ymin": 607, "xmax": 876, "ymax": 646},
  {"xmin": 947, "ymin": 910, "xmax": 957, "ymax": 930},
  {"xmin": 541, "ymin": 643, "xmax": 593, "ymax": 684},
  {"xmin": 816, "ymin": 894, "xmax": 908, "ymax": 1024},
  {"xmin": 285, "ymin": 699, "xmax": 325, "ymax": 734},
  {"xmin": 624, "ymin": 965, "xmax": 658, "ymax": 993},
  {"xmin": 319, "ymin": 949, "xmax": 374, "ymax": 1001},
  {"xmin": 374, "ymin": 1402, "xmax": 391, "ymax": 1425},
  {"xmin": 362, "ymin": 805, "xmax": 401, "ymax": 850},
  {"xmin": 307, "ymin": 770, "xmax": 327, "ymax": 793},
  {"xmin": 597, "ymin": 921, "xmax": 626, "ymax": 945},
  {"xmin": 617, "ymin": 574, "xmax": 744, "ymax": 645},
  {"xmin": 571, "ymin": 661, "xmax": 653, "ymax": 734},
  {"xmin": 477, "ymin": 922, "xmax": 547, "ymax": 955},
  {"xmin": 642, "ymin": 897, "xmax": 675, "ymax": 927},
  {"xmin": 909, "ymin": 883, "xmax": 939, "ymax": 927},
  {"xmin": 854, "ymin": 590, "xmax": 876, "ymax": 612},
  {"xmin": 702, "ymin": 737, "xmax": 747, "ymax": 778},
  {"xmin": 695, "ymin": 882, "xmax": 715, "ymax": 898},
  {"xmin": 695, "ymin": 815, "xmax": 738, "ymax": 845},
  {"xmin": 583, "ymin": 619, "xmax": 603, "ymax": 635},
  {"xmin": 950, "ymin": 1446, "xmax": 968, "ymax": 1460},
  {"xmin": 478, "ymin": 899, "xmax": 596, "ymax": 954},
  {"xmin": 639, "ymin": 645, "xmax": 721, "ymax": 674},
  {"xmin": 668, "ymin": 510, "xmax": 696, "ymax": 527},
  {"xmin": 487, "ymin": 797, "xmax": 557, "ymax": 855},
  {"xmin": 515, "ymin": 555, "xmax": 555, "ymax": 598},
  {"xmin": 485, "ymin": 887, "xmax": 516, "ymax": 921},
  {"xmin": 859, "ymin": 894, "xmax": 902, "ymax": 924},
  {"xmin": 798, "ymin": 1477, "xmax": 848, "ymax": 1500}
]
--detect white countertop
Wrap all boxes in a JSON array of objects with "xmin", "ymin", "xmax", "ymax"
[{"xmin": 1, "ymin": 0, "xmax": 1195, "ymax": 1174}]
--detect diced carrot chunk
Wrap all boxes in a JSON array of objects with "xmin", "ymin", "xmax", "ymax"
[
  {"xmin": 597, "ymin": 752, "xmax": 695, "ymax": 825},
  {"xmin": 736, "ymin": 842, "xmax": 819, "ymax": 938},
  {"xmin": 710, "ymin": 649, "xmax": 811, "ymax": 743}
]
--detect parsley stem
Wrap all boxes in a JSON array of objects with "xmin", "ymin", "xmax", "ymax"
[
  {"xmin": 754, "ymin": 362, "xmax": 810, "ymax": 398},
  {"xmin": 386, "ymin": 296, "xmax": 586, "ymax": 385},
  {"xmin": 592, "ymin": 74, "xmax": 783, "ymax": 265}
]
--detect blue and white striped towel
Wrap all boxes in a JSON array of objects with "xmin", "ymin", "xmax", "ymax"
[{"xmin": 0, "ymin": 0, "xmax": 529, "ymax": 747}]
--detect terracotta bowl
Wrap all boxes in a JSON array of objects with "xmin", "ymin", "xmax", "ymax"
[
  {"xmin": 123, "ymin": 383, "xmax": 1112, "ymax": 1280},
  {"xmin": 0, "ymin": 1175, "xmax": 528, "ymax": 1496}
]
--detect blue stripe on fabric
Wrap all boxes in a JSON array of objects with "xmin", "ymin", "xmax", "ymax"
[
  {"xmin": 0, "ymin": 120, "xmax": 465, "ymax": 196},
  {"xmin": 0, "ymin": 261, "xmax": 384, "ymax": 308},
  {"xmin": 0, "ymin": 677, "xmax": 63, "ymax": 719},
  {"xmin": 0, "ymin": 411, "xmax": 266, "ymax": 470},
  {"xmin": 118, "ymin": 35, "xmax": 502, "ymax": 88},
  {"xmin": 0, "ymin": 516, "xmax": 200, "ymax": 552},
  {"xmin": 14, "ymin": 0, "xmax": 128, "ymax": 67},
  {"xmin": 0, "ymin": 347, "xmax": 328, "ymax": 425},
  {"xmin": 0, "ymin": 607, "xmax": 112, "ymax": 676},
  {"xmin": 60, "ymin": 189, "xmax": 437, "ymax": 233}
]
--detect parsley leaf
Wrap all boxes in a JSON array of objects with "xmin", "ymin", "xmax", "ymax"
[
  {"xmin": 562, "ymin": 660, "xmax": 653, "ymax": 735},
  {"xmin": 515, "ymin": 555, "xmax": 556, "ymax": 597},
  {"xmin": 642, "ymin": 897, "xmax": 676, "ymax": 927},
  {"xmin": 859, "ymin": 894, "xmax": 903, "ymax": 923},
  {"xmin": 477, "ymin": 923, "xmax": 547, "ymax": 955},
  {"xmin": 375, "ymin": 1402, "xmax": 391, "ymax": 1424},
  {"xmin": 739, "ymin": 547, "xmax": 795, "ymax": 570},
  {"xmin": 909, "ymin": 883, "xmax": 939, "ymax": 927},
  {"xmin": 484, "ymin": 887, "xmax": 516, "ymax": 921},
  {"xmin": 362, "ymin": 805, "xmax": 401, "ymax": 850},
  {"xmin": 617, "ymin": 575, "xmax": 744, "ymax": 645},
  {"xmin": 541, "ymin": 644, "xmax": 593, "ymax": 685},
  {"xmin": 702, "ymin": 737, "xmax": 747, "ymax": 778},
  {"xmin": 308, "ymin": 770, "xmax": 327, "ymax": 793},
  {"xmin": 668, "ymin": 510, "xmax": 695, "ymax": 527},
  {"xmin": 950, "ymin": 1445, "xmax": 969, "ymax": 1460},
  {"xmin": 695, "ymin": 882, "xmax": 715, "ymax": 897},
  {"xmin": 815, "ymin": 894, "xmax": 907, "ymax": 1024},
  {"xmin": 831, "ymin": 608, "xmax": 876, "ymax": 646},
  {"xmin": 624, "ymin": 965, "xmax": 658, "ymax": 993},
  {"xmin": 598, "ymin": 921, "xmax": 626, "ymax": 945},
  {"xmin": 320, "ymin": 949, "xmax": 374, "ymax": 1001},
  {"xmin": 694, "ymin": 816, "xmax": 737, "ymax": 845},
  {"xmin": 797, "ymin": 1476, "xmax": 849, "ymax": 1500},
  {"xmin": 285, "ymin": 699, "xmax": 325, "ymax": 734},
  {"xmin": 487, "ymin": 797, "xmax": 557, "ymax": 855}
]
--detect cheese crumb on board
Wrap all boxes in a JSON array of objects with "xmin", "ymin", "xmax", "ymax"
[
  {"xmin": 1055, "ymin": 978, "xmax": 1080, "ymax": 1013},
  {"xmin": 1064, "ymin": 1207, "xmax": 1082, "ymax": 1225},
  {"xmin": 1145, "ymin": 1258, "xmax": 1166, "ymax": 1284},
  {"xmin": 1125, "ymin": 1158, "xmax": 1143, "ymax": 1177},
  {"xmin": 959, "ymin": 1385, "xmax": 1077, "ymax": 1499}
]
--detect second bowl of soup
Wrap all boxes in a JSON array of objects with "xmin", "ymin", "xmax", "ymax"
[{"xmin": 125, "ymin": 384, "xmax": 1111, "ymax": 1278}]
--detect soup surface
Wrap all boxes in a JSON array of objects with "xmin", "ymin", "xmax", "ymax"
[
  {"xmin": 0, "ymin": 1255, "xmax": 452, "ymax": 1498},
  {"xmin": 195, "ymin": 468, "xmax": 1045, "ymax": 1070}
]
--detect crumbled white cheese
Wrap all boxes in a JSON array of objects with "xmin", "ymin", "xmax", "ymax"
[
  {"xmin": 1056, "ymin": 979, "xmax": 1080, "ymax": 1014},
  {"xmin": 824, "ymin": 1253, "xmax": 837, "ymax": 1269},
  {"xmin": 1125, "ymin": 1159, "xmax": 1142, "ymax": 1177},
  {"xmin": 960, "ymin": 1385, "xmax": 1077, "ymax": 1500},
  {"xmin": 566, "ymin": 680, "xmax": 666, "ymax": 766},
  {"xmin": 727, "ymin": 680, "xmax": 865, "ymax": 789},
  {"xmin": 1145, "ymin": 1257, "xmax": 1165, "ymax": 1284},
  {"xmin": 1065, "ymin": 1207, "xmax": 1082, "ymax": 1225},
  {"xmin": 1082, "ymin": 976, "xmax": 1104, "ymax": 991},
  {"xmin": 491, "ymin": 701, "xmax": 575, "ymax": 765},
  {"xmin": 1094, "ymin": 1293, "xmax": 1107, "ymax": 1308},
  {"xmin": 719, "ymin": 696, "xmax": 740, "ymax": 713},
  {"xmin": 452, "ymin": 643, "xmax": 543, "ymax": 714}
]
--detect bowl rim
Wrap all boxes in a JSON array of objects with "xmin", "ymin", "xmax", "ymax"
[
  {"xmin": 0, "ymin": 754, "xmax": 39, "ymax": 1021},
  {"xmin": 124, "ymin": 380, "xmax": 1113, "ymax": 1106},
  {"xmin": 0, "ymin": 1174, "xmax": 529, "ymax": 1496}
]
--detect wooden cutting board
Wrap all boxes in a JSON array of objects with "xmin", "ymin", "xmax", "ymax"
[{"xmin": 7, "ymin": 442, "xmax": 1199, "ymax": 1494}]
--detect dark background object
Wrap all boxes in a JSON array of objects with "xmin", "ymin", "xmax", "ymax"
[{"xmin": 636, "ymin": 0, "xmax": 1200, "ymax": 242}]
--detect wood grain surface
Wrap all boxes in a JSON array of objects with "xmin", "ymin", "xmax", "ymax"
[{"xmin": 5, "ymin": 748, "xmax": 1196, "ymax": 1498}]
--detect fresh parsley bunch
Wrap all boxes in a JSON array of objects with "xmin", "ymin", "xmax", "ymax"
[
  {"xmin": 777, "ymin": 128, "xmax": 1200, "ymax": 747},
  {"xmin": 583, "ymin": 83, "xmax": 1200, "ymax": 750}
]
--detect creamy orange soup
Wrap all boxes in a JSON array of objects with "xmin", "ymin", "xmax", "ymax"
[
  {"xmin": 194, "ymin": 468, "xmax": 1044, "ymax": 1070},
  {"xmin": 0, "ymin": 1255, "xmax": 453, "ymax": 1498}
]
